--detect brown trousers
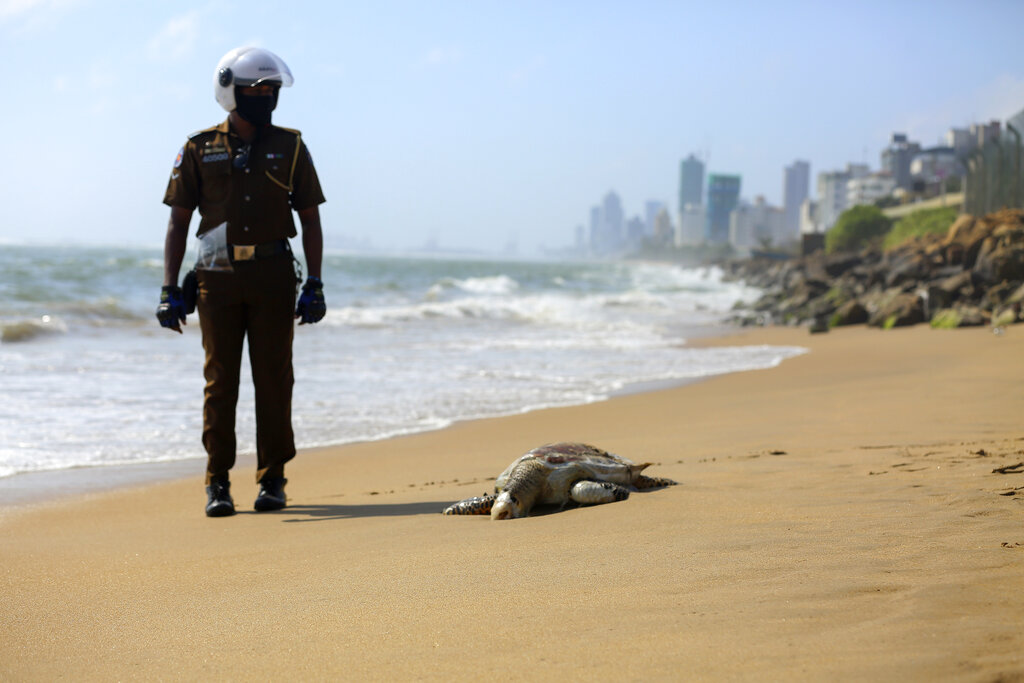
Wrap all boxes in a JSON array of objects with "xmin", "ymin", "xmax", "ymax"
[{"xmin": 197, "ymin": 253, "xmax": 297, "ymax": 484}]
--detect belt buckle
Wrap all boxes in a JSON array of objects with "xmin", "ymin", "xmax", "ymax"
[{"xmin": 232, "ymin": 245, "xmax": 256, "ymax": 261}]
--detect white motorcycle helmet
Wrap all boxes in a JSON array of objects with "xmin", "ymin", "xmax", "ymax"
[{"xmin": 214, "ymin": 47, "xmax": 294, "ymax": 113}]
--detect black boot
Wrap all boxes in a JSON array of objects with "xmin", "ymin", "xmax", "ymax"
[
  {"xmin": 205, "ymin": 477, "xmax": 235, "ymax": 517},
  {"xmin": 254, "ymin": 477, "xmax": 287, "ymax": 512}
]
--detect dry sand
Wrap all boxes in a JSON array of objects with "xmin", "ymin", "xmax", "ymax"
[{"xmin": 1, "ymin": 325, "xmax": 1022, "ymax": 681}]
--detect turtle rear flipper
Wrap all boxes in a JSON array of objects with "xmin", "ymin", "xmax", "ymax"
[
  {"xmin": 634, "ymin": 474, "xmax": 678, "ymax": 489},
  {"xmin": 442, "ymin": 494, "xmax": 497, "ymax": 515},
  {"xmin": 570, "ymin": 480, "xmax": 630, "ymax": 506}
]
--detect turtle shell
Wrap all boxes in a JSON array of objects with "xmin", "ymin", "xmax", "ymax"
[{"xmin": 495, "ymin": 442, "xmax": 650, "ymax": 504}]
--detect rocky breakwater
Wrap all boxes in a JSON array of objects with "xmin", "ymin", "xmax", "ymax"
[{"xmin": 724, "ymin": 209, "xmax": 1024, "ymax": 331}]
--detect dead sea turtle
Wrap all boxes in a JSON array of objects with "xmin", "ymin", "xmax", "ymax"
[{"xmin": 442, "ymin": 442, "xmax": 677, "ymax": 520}]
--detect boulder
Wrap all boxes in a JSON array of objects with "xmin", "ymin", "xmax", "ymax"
[
  {"xmin": 944, "ymin": 214, "xmax": 992, "ymax": 268},
  {"xmin": 808, "ymin": 315, "xmax": 830, "ymax": 334},
  {"xmin": 1007, "ymin": 283, "xmax": 1024, "ymax": 304},
  {"xmin": 868, "ymin": 292, "xmax": 925, "ymax": 329},
  {"xmin": 984, "ymin": 281, "xmax": 1021, "ymax": 308},
  {"xmin": 973, "ymin": 243, "xmax": 1024, "ymax": 284},
  {"xmin": 885, "ymin": 251, "xmax": 931, "ymax": 288},
  {"xmin": 823, "ymin": 253, "xmax": 862, "ymax": 278},
  {"xmin": 830, "ymin": 300, "xmax": 869, "ymax": 327},
  {"xmin": 992, "ymin": 306, "xmax": 1020, "ymax": 328},
  {"xmin": 926, "ymin": 271, "xmax": 973, "ymax": 311},
  {"xmin": 944, "ymin": 214, "xmax": 977, "ymax": 245}
]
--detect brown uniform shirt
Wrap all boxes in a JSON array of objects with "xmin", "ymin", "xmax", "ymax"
[{"xmin": 163, "ymin": 119, "xmax": 326, "ymax": 244}]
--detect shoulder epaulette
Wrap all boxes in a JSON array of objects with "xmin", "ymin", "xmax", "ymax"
[
  {"xmin": 274, "ymin": 125, "xmax": 302, "ymax": 137},
  {"xmin": 187, "ymin": 125, "xmax": 220, "ymax": 140}
]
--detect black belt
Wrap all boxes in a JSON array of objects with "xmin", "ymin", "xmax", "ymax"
[{"xmin": 229, "ymin": 239, "xmax": 290, "ymax": 262}]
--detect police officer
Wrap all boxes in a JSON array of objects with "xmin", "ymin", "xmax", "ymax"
[{"xmin": 158, "ymin": 47, "xmax": 327, "ymax": 517}]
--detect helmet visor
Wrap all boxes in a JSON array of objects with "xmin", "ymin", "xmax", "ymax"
[{"xmin": 230, "ymin": 49, "xmax": 294, "ymax": 88}]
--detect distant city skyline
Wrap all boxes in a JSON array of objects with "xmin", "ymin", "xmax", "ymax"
[{"xmin": 578, "ymin": 111, "xmax": 1007, "ymax": 253}]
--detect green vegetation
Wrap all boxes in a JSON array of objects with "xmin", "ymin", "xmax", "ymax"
[
  {"xmin": 823, "ymin": 284, "xmax": 854, "ymax": 307},
  {"xmin": 883, "ymin": 206, "xmax": 959, "ymax": 250},
  {"xmin": 826, "ymin": 205, "xmax": 892, "ymax": 254},
  {"xmin": 930, "ymin": 309, "xmax": 962, "ymax": 329}
]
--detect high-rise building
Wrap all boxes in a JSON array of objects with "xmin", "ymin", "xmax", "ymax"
[
  {"xmin": 729, "ymin": 196, "xmax": 786, "ymax": 251},
  {"xmin": 881, "ymin": 133, "xmax": 922, "ymax": 190},
  {"xmin": 817, "ymin": 163, "xmax": 869, "ymax": 231},
  {"xmin": 706, "ymin": 174, "xmax": 741, "ymax": 243},
  {"xmin": 971, "ymin": 120, "xmax": 1001, "ymax": 147},
  {"xmin": 782, "ymin": 160, "xmax": 810, "ymax": 240},
  {"xmin": 847, "ymin": 172, "xmax": 896, "ymax": 207},
  {"xmin": 799, "ymin": 198, "xmax": 819, "ymax": 235},
  {"xmin": 678, "ymin": 203, "xmax": 706, "ymax": 246},
  {"xmin": 588, "ymin": 192, "xmax": 625, "ymax": 254},
  {"xmin": 679, "ymin": 154, "xmax": 705, "ymax": 212},
  {"xmin": 588, "ymin": 205, "xmax": 602, "ymax": 254},
  {"xmin": 602, "ymin": 191, "xmax": 624, "ymax": 251},
  {"xmin": 946, "ymin": 127, "xmax": 973, "ymax": 158}
]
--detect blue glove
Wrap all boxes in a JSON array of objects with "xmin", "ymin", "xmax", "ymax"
[
  {"xmin": 295, "ymin": 277, "xmax": 326, "ymax": 324},
  {"xmin": 156, "ymin": 285, "xmax": 186, "ymax": 333}
]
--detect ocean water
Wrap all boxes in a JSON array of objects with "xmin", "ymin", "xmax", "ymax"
[{"xmin": 0, "ymin": 245, "xmax": 805, "ymax": 480}]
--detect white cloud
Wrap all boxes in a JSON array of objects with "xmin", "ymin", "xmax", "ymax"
[{"xmin": 147, "ymin": 10, "xmax": 201, "ymax": 62}]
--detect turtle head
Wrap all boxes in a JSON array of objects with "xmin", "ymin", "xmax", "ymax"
[{"xmin": 490, "ymin": 491, "xmax": 525, "ymax": 520}]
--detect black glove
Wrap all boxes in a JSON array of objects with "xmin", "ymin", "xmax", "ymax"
[
  {"xmin": 156, "ymin": 285, "xmax": 186, "ymax": 333},
  {"xmin": 295, "ymin": 277, "xmax": 326, "ymax": 324}
]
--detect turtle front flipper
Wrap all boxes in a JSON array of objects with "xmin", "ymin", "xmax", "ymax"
[
  {"xmin": 442, "ymin": 494, "xmax": 497, "ymax": 515},
  {"xmin": 569, "ymin": 480, "xmax": 630, "ymax": 506}
]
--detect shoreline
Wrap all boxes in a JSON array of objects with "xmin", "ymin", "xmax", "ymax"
[
  {"xmin": 3, "ymin": 323, "xmax": 1023, "ymax": 680},
  {"xmin": 0, "ymin": 321, "xmax": 776, "ymax": 509}
]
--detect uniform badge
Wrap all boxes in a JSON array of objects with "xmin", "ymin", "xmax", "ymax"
[{"xmin": 174, "ymin": 147, "xmax": 184, "ymax": 168}]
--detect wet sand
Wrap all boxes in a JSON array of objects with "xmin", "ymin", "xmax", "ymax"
[{"xmin": 2, "ymin": 325, "xmax": 1022, "ymax": 680}]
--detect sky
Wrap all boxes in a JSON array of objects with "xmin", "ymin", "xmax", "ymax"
[{"xmin": 3, "ymin": 0, "xmax": 1024, "ymax": 255}]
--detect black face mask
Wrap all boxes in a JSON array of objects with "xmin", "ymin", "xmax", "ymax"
[{"xmin": 234, "ymin": 88, "xmax": 279, "ymax": 126}]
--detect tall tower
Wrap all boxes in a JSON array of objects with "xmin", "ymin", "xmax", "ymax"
[
  {"xmin": 783, "ymin": 160, "xmax": 810, "ymax": 239},
  {"xmin": 602, "ymin": 191, "xmax": 624, "ymax": 251},
  {"xmin": 679, "ymin": 154, "xmax": 705, "ymax": 213},
  {"xmin": 588, "ymin": 205, "xmax": 603, "ymax": 254},
  {"xmin": 706, "ymin": 174, "xmax": 741, "ymax": 244}
]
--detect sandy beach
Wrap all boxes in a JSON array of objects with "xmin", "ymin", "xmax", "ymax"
[{"xmin": 2, "ymin": 324, "xmax": 1022, "ymax": 681}]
